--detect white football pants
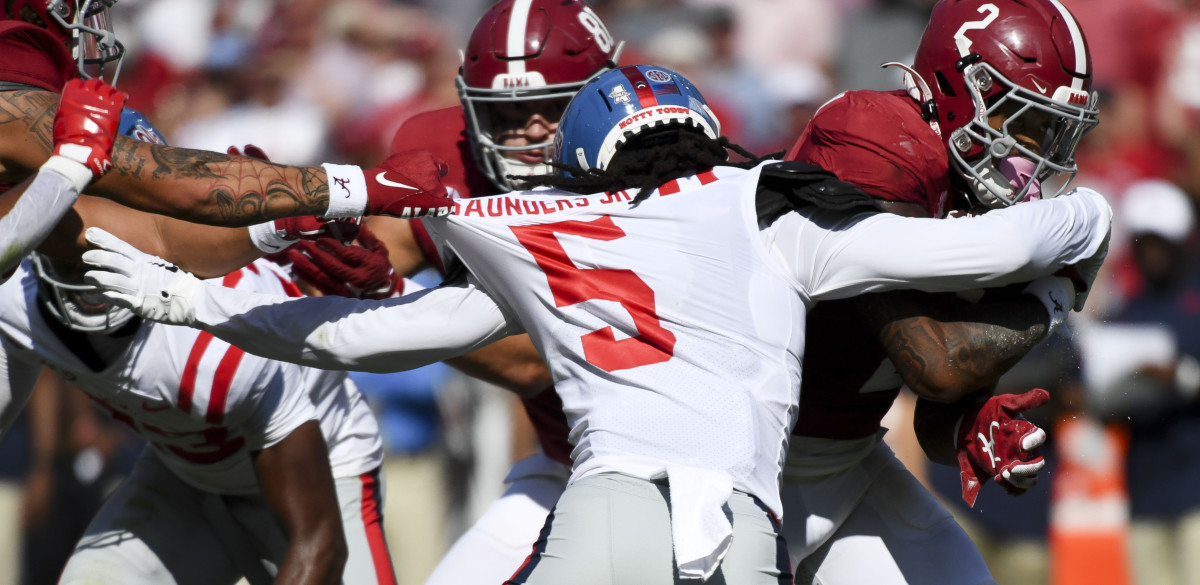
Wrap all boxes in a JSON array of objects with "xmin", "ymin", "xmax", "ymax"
[{"xmin": 424, "ymin": 452, "xmax": 569, "ymax": 585}]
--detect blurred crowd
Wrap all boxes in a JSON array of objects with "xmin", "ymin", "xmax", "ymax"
[{"xmin": 4, "ymin": 0, "xmax": 1200, "ymax": 584}]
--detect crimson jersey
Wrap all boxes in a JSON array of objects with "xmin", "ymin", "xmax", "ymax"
[
  {"xmin": 786, "ymin": 90, "xmax": 948, "ymax": 440},
  {"xmin": 0, "ymin": 21, "xmax": 74, "ymax": 194},
  {"xmin": 0, "ymin": 21, "xmax": 73, "ymax": 92},
  {"xmin": 390, "ymin": 105, "xmax": 573, "ymax": 465}
]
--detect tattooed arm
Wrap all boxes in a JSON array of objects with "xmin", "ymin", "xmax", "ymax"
[
  {"xmin": 93, "ymin": 137, "xmax": 332, "ymax": 226},
  {"xmin": 855, "ymin": 288, "xmax": 1050, "ymax": 403},
  {"xmin": 0, "ymin": 87, "xmax": 332, "ymax": 226},
  {"xmin": 0, "ymin": 88, "xmax": 262, "ymax": 276}
]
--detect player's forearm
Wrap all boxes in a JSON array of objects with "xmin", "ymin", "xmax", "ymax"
[
  {"xmin": 861, "ymin": 291, "xmax": 1049, "ymax": 402},
  {"xmin": 913, "ymin": 390, "xmax": 991, "ymax": 466},
  {"xmin": 155, "ymin": 217, "xmax": 260, "ymax": 278},
  {"xmin": 95, "ymin": 139, "xmax": 333, "ymax": 226},
  {"xmin": 191, "ymin": 281, "xmax": 516, "ymax": 373},
  {"xmin": 254, "ymin": 421, "xmax": 347, "ymax": 585},
  {"xmin": 445, "ymin": 334, "xmax": 553, "ymax": 398},
  {"xmin": 275, "ymin": 533, "xmax": 346, "ymax": 585}
]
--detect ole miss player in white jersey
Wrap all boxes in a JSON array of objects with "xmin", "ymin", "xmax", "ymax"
[
  {"xmin": 82, "ymin": 64, "xmax": 1110, "ymax": 585},
  {"xmin": 0, "ymin": 255, "xmax": 395, "ymax": 585},
  {"xmin": 298, "ymin": 3, "xmax": 622, "ymax": 584}
]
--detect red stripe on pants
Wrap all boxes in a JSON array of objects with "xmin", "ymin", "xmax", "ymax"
[{"xmin": 360, "ymin": 472, "xmax": 397, "ymax": 584}]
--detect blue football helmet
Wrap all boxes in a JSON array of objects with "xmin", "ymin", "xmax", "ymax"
[
  {"xmin": 32, "ymin": 107, "xmax": 165, "ymax": 333},
  {"xmin": 554, "ymin": 64, "xmax": 721, "ymax": 175}
]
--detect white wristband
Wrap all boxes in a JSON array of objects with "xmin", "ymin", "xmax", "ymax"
[
  {"xmin": 41, "ymin": 155, "xmax": 94, "ymax": 193},
  {"xmin": 322, "ymin": 163, "xmax": 368, "ymax": 219},
  {"xmin": 1022, "ymin": 275, "xmax": 1076, "ymax": 336},
  {"xmin": 247, "ymin": 221, "xmax": 293, "ymax": 253}
]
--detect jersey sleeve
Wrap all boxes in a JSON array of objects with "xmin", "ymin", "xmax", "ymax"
[
  {"xmin": 0, "ymin": 334, "xmax": 40, "ymax": 439},
  {"xmin": 768, "ymin": 187, "xmax": 1112, "ymax": 300},
  {"xmin": 241, "ymin": 365, "xmax": 318, "ymax": 452},
  {"xmin": 189, "ymin": 276, "xmax": 521, "ymax": 373},
  {"xmin": 0, "ymin": 164, "xmax": 87, "ymax": 279}
]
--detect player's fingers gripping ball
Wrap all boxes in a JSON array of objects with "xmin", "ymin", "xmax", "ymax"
[
  {"xmin": 53, "ymin": 79, "xmax": 129, "ymax": 178},
  {"xmin": 956, "ymin": 388, "xmax": 1051, "ymax": 506}
]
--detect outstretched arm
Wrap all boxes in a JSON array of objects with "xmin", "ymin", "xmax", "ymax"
[
  {"xmin": 82, "ymin": 228, "xmax": 519, "ymax": 372},
  {"xmin": 2, "ymin": 83, "xmax": 453, "ymax": 231}
]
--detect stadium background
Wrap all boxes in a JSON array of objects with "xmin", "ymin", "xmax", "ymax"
[{"xmin": 1, "ymin": 0, "xmax": 1194, "ymax": 584}]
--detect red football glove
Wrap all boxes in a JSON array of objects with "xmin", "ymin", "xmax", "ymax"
[
  {"xmin": 957, "ymin": 388, "xmax": 1050, "ymax": 507},
  {"xmin": 53, "ymin": 78, "xmax": 128, "ymax": 178},
  {"xmin": 285, "ymin": 227, "xmax": 401, "ymax": 299},
  {"xmin": 363, "ymin": 150, "xmax": 455, "ymax": 218},
  {"xmin": 226, "ymin": 144, "xmax": 271, "ymax": 161}
]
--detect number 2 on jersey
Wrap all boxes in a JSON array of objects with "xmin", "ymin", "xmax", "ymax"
[{"xmin": 511, "ymin": 216, "xmax": 676, "ymax": 371}]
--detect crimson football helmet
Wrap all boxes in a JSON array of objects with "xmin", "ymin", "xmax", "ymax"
[
  {"xmin": 900, "ymin": 0, "xmax": 1099, "ymax": 208},
  {"xmin": 458, "ymin": 0, "xmax": 623, "ymax": 191},
  {"xmin": 3, "ymin": 0, "xmax": 124, "ymax": 83}
]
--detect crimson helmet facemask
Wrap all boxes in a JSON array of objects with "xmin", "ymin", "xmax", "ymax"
[
  {"xmin": 48, "ymin": 0, "xmax": 124, "ymax": 84},
  {"xmin": 901, "ymin": 0, "xmax": 1099, "ymax": 209}
]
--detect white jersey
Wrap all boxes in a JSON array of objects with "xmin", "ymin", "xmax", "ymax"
[
  {"xmin": 427, "ymin": 166, "xmax": 807, "ymax": 523},
  {"xmin": 0, "ymin": 259, "xmax": 382, "ymax": 494},
  {"xmin": 175, "ymin": 163, "xmax": 1109, "ymax": 568}
]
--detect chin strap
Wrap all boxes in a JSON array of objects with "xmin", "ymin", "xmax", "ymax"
[{"xmin": 881, "ymin": 62, "xmax": 940, "ymax": 137}]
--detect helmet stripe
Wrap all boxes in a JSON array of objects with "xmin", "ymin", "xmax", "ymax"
[
  {"xmin": 620, "ymin": 67, "xmax": 659, "ymax": 107},
  {"xmin": 1045, "ymin": 0, "xmax": 1087, "ymax": 91},
  {"xmin": 506, "ymin": 0, "xmax": 535, "ymax": 76}
]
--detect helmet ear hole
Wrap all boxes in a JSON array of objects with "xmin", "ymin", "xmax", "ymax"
[{"xmin": 935, "ymin": 71, "xmax": 956, "ymax": 97}]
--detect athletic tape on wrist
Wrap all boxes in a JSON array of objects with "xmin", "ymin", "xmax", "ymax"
[
  {"xmin": 1022, "ymin": 276, "xmax": 1075, "ymax": 336},
  {"xmin": 41, "ymin": 155, "xmax": 94, "ymax": 193},
  {"xmin": 247, "ymin": 221, "xmax": 292, "ymax": 253},
  {"xmin": 321, "ymin": 163, "xmax": 368, "ymax": 218}
]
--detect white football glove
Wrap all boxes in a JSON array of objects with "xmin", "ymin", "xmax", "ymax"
[{"xmin": 81, "ymin": 227, "xmax": 202, "ymax": 325}]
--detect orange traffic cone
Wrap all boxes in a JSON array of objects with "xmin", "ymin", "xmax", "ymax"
[{"xmin": 1048, "ymin": 416, "xmax": 1132, "ymax": 585}]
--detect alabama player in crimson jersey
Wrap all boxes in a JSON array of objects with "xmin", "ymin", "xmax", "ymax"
[
  {"xmin": 82, "ymin": 64, "xmax": 1111, "ymax": 585},
  {"xmin": 781, "ymin": 0, "xmax": 1100, "ymax": 582},
  {"xmin": 0, "ymin": 253, "xmax": 396, "ymax": 585}
]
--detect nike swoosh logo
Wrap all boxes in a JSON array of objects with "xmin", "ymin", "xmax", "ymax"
[
  {"xmin": 1031, "ymin": 79, "xmax": 1047, "ymax": 94},
  {"xmin": 375, "ymin": 172, "xmax": 417, "ymax": 190},
  {"xmin": 141, "ymin": 401, "xmax": 172, "ymax": 413}
]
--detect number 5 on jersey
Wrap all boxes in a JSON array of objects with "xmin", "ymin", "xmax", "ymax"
[{"xmin": 512, "ymin": 216, "xmax": 676, "ymax": 371}]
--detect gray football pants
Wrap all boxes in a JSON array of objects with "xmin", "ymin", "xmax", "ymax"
[{"xmin": 505, "ymin": 472, "xmax": 791, "ymax": 585}]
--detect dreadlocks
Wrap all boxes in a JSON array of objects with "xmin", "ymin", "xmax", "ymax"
[{"xmin": 515, "ymin": 127, "xmax": 782, "ymax": 204}]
